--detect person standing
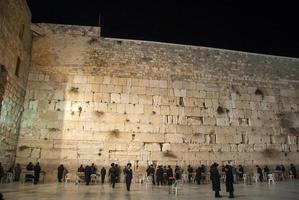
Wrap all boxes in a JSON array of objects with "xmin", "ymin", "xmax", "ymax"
[
  {"xmin": 100, "ymin": 167, "xmax": 106, "ymax": 183},
  {"xmin": 34, "ymin": 162, "xmax": 41, "ymax": 184},
  {"xmin": 210, "ymin": 163, "xmax": 221, "ymax": 198},
  {"xmin": 90, "ymin": 163, "xmax": 97, "ymax": 174},
  {"xmin": 167, "ymin": 165, "xmax": 174, "ymax": 185},
  {"xmin": 195, "ymin": 166, "xmax": 202, "ymax": 185},
  {"xmin": 84, "ymin": 165, "xmax": 92, "ymax": 185},
  {"xmin": 175, "ymin": 165, "xmax": 181, "ymax": 180},
  {"xmin": 238, "ymin": 165, "xmax": 244, "ymax": 181},
  {"xmin": 14, "ymin": 163, "xmax": 22, "ymax": 182},
  {"xmin": 57, "ymin": 164, "xmax": 65, "ymax": 182},
  {"xmin": 187, "ymin": 165, "xmax": 193, "ymax": 183},
  {"xmin": 108, "ymin": 163, "xmax": 117, "ymax": 188},
  {"xmin": 0, "ymin": 163, "xmax": 4, "ymax": 183},
  {"xmin": 78, "ymin": 164, "xmax": 84, "ymax": 172},
  {"xmin": 156, "ymin": 165, "xmax": 163, "ymax": 185},
  {"xmin": 256, "ymin": 165, "xmax": 263, "ymax": 182},
  {"xmin": 225, "ymin": 165, "xmax": 234, "ymax": 198},
  {"xmin": 124, "ymin": 163, "xmax": 133, "ymax": 191}
]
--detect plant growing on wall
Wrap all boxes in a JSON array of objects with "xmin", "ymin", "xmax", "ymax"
[
  {"xmin": 78, "ymin": 106, "xmax": 82, "ymax": 116},
  {"xmin": 69, "ymin": 87, "xmax": 79, "ymax": 93},
  {"xmin": 216, "ymin": 106, "xmax": 229, "ymax": 115},
  {"xmin": 255, "ymin": 88, "xmax": 264, "ymax": 98},
  {"xmin": 163, "ymin": 150, "xmax": 177, "ymax": 158},
  {"xmin": 110, "ymin": 129, "xmax": 120, "ymax": 138},
  {"xmin": 48, "ymin": 128, "xmax": 60, "ymax": 132},
  {"xmin": 261, "ymin": 148, "xmax": 279, "ymax": 158},
  {"xmin": 88, "ymin": 37, "xmax": 99, "ymax": 44},
  {"xmin": 19, "ymin": 145, "xmax": 30, "ymax": 151},
  {"xmin": 95, "ymin": 110, "xmax": 105, "ymax": 117}
]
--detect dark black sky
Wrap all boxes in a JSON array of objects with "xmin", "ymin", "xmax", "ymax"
[{"xmin": 27, "ymin": 0, "xmax": 299, "ymax": 58}]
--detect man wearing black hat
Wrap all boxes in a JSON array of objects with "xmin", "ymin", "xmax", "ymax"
[{"xmin": 210, "ymin": 163, "xmax": 222, "ymax": 198}]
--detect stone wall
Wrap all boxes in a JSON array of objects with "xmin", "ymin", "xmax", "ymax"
[
  {"xmin": 16, "ymin": 23, "xmax": 299, "ymax": 181},
  {"xmin": 0, "ymin": 0, "xmax": 32, "ymax": 169}
]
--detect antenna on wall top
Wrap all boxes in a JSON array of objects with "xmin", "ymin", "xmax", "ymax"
[{"xmin": 98, "ymin": 12, "xmax": 102, "ymax": 37}]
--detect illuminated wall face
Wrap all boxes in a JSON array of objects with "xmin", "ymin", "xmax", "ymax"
[
  {"xmin": 0, "ymin": 0, "xmax": 32, "ymax": 169},
  {"xmin": 14, "ymin": 23, "xmax": 299, "ymax": 181}
]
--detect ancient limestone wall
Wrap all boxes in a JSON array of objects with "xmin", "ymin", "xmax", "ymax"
[
  {"xmin": 0, "ymin": 0, "xmax": 32, "ymax": 169},
  {"xmin": 16, "ymin": 23, "xmax": 299, "ymax": 181}
]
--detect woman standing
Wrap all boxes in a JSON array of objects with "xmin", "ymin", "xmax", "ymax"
[{"xmin": 124, "ymin": 163, "xmax": 133, "ymax": 191}]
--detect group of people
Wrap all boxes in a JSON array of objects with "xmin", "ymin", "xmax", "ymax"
[
  {"xmin": 256, "ymin": 163, "xmax": 297, "ymax": 182},
  {"xmin": 211, "ymin": 163, "xmax": 235, "ymax": 198},
  {"xmin": 0, "ymin": 162, "xmax": 35, "ymax": 184}
]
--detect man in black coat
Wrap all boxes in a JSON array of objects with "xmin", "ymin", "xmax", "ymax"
[
  {"xmin": 57, "ymin": 164, "xmax": 64, "ymax": 182},
  {"xmin": 167, "ymin": 165, "xmax": 174, "ymax": 185},
  {"xmin": 108, "ymin": 163, "xmax": 117, "ymax": 188},
  {"xmin": 210, "ymin": 163, "xmax": 221, "ymax": 198},
  {"xmin": 124, "ymin": 163, "xmax": 133, "ymax": 191},
  {"xmin": 195, "ymin": 166, "xmax": 202, "ymax": 185},
  {"xmin": 256, "ymin": 165, "xmax": 263, "ymax": 182},
  {"xmin": 148, "ymin": 164, "xmax": 156, "ymax": 185},
  {"xmin": 100, "ymin": 167, "xmax": 106, "ymax": 183},
  {"xmin": 84, "ymin": 165, "xmax": 92, "ymax": 185},
  {"xmin": 187, "ymin": 165, "xmax": 193, "ymax": 183},
  {"xmin": 34, "ymin": 162, "xmax": 41, "ymax": 184},
  {"xmin": 156, "ymin": 165, "xmax": 163, "ymax": 185},
  {"xmin": 225, "ymin": 165, "xmax": 234, "ymax": 198}
]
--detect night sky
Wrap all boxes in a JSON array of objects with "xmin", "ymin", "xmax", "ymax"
[{"xmin": 27, "ymin": 0, "xmax": 299, "ymax": 58}]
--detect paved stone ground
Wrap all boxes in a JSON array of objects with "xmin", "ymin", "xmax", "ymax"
[{"xmin": 0, "ymin": 180, "xmax": 298, "ymax": 199}]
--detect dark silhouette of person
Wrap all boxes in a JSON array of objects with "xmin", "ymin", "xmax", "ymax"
[
  {"xmin": 289, "ymin": 163, "xmax": 297, "ymax": 178},
  {"xmin": 256, "ymin": 165, "xmax": 263, "ymax": 181},
  {"xmin": 84, "ymin": 165, "xmax": 92, "ymax": 185},
  {"xmin": 78, "ymin": 164, "xmax": 84, "ymax": 172},
  {"xmin": 156, "ymin": 165, "xmax": 163, "ymax": 185},
  {"xmin": 100, "ymin": 167, "xmax": 106, "ymax": 183},
  {"xmin": 90, "ymin": 163, "xmax": 97, "ymax": 174},
  {"xmin": 0, "ymin": 163, "xmax": 4, "ymax": 183},
  {"xmin": 26, "ymin": 162, "xmax": 34, "ymax": 171},
  {"xmin": 187, "ymin": 165, "xmax": 193, "ymax": 183},
  {"xmin": 124, "ymin": 163, "xmax": 133, "ymax": 191},
  {"xmin": 57, "ymin": 164, "xmax": 64, "ymax": 182},
  {"xmin": 175, "ymin": 165, "xmax": 181, "ymax": 180},
  {"xmin": 0, "ymin": 192, "xmax": 4, "ymax": 200},
  {"xmin": 162, "ymin": 166, "xmax": 167, "ymax": 184},
  {"xmin": 167, "ymin": 165, "xmax": 174, "ymax": 185},
  {"xmin": 210, "ymin": 163, "xmax": 221, "ymax": 198},
  {"xmin": 238, "ymin": 165, "xmax": 244, "ymax": 180},
  {"xmin": 108, "ymin": 163, "xmax": 117, "ymax": 188},
  {"xmin": 195, "ymin": 166, "xmax": 202, "ymax": 185},
  {"xmin": 264, "ymin": 165, "xmax": 270, "ymax": 176},
  {"xmin": 147, "ymin": 164, "xmax": 155, "ymax": 185},
  {"xmin": 225, "ymin": 165, "xmax": 234, "ymax": 198},
  {"xmin": 14, "ymin": 163, "xmax": 22, "ymax": 181},
  {"xmin": 34, "ymin": 162, "xmax": 41, "ymax": 184}
]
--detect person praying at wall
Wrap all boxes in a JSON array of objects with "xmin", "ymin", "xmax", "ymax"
[
  {"xmin": 90, "ymin": 163, "xmax": 97, "ymax": 174},
  {"xmin": 0, "ymin": 163, "xmax": 4, "ymax": 183},
  {"xmin": 210, "ymin": 163, "xmax": 221, "ymax": 198},
  {"xmin": 14, "ymin": 163, "xmax": 22, "ymax": 181},
  {"xmin": 78, "ymin": 164, "xmax": 84, "ymax": 172},
  {"xmin": 156, "ymin": 165, "xmax": 163, "ymax": 185},
  {"xmin": 108, "ymin": 163, "xmax": 117, "ymax": 188},
  {"xmin": 225, "ymin": 165, "xmax": 235, "ymax": 198},
  {"xmin": 100, "ymin": 166, "xmax": 106, "ymax": 184},
  {"xmin": 34, "ymin": 162, "xmax": 41, "ymax": 184},
  {"xmin": 124, "ymin": 163, "xmax": 133, "ymax": 191},
  {"xmin": 57, "ymin": 164, "xmax": 65, "ymax": 182},
  {"xmin": 84, "ymin": 165, "xmax": 92, "ymax": 185},
  {"xmin": 167, "ymin": 165, "xmax": 174, "ymax": 185},
  {"xmin": 256, "ymin": 165, "xmax": 263, "ymax": 182},
  {"xmin": 195, "ymin": 166, "xmax": 202, "ymax": 185},
  {"xmin": 187, "ymin": 165, "xmax": 193, "ymax": 183}
]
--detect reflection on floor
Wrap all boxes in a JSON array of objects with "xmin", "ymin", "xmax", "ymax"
[{"xmin": 0, "ymin": 180, "xmax": 298, "ymax": 200}]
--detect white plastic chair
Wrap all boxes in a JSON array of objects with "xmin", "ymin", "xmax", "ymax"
[
  {"xmin": 65, "ymin": 173, "xmax": 72, "ymax": 183},
  {"xmin": 242, "ymin": 174, "xmax": 247, "ymax": 183},
  {"xmin": 90, "ymin": 174, "xmax": 97, "ymax": 184},
  {"xmin": 253, "ymin": 174, "xmax": 259, "ymax": 184},
  {"xmin": 145, "ymin": 176, "xmax": 153, "ymax": 188},
  {"xmin": 268, "ymin": 174, "xmax": 275, "ymax": 184},
  {"xmin": 6, "ymin": 172, "xmax": 14, "ymax": 183}
]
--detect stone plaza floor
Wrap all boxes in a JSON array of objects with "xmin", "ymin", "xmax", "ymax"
[{"xmin": 0, "ymin": 180, "xmax": 298, "ymax": 200}]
